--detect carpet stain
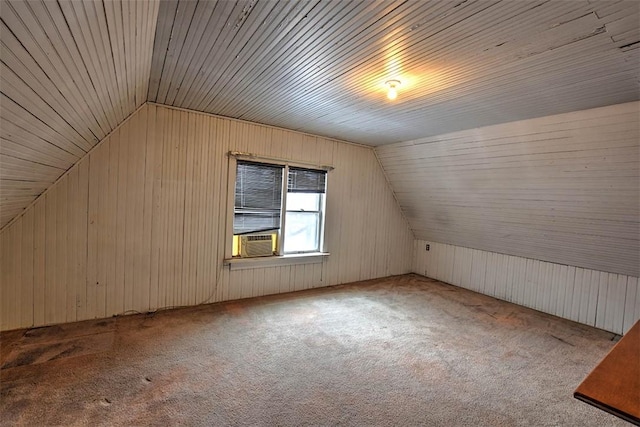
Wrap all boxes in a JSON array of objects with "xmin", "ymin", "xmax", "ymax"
[
  {"xmin": 50, "ymin": 344, "xmax": 83, "ymax": 361},
  {"xmin": 23, "ymin": 326, "xmax": 64, "ymax": 339},
  {"xmin": 549, "ymin": 334, "xmax": 576, "ymax": 346},
  {"xmin": 1, "ymin": 346, "xmax": 49, "ymax": 369}
]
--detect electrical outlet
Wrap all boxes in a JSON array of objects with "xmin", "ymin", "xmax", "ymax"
[{"xmin": 425, "ymin": 244, "xmax": 430, "ymax": 251}]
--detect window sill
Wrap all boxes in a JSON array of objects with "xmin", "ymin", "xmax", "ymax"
[{"xmin": 223, "ymin": 252, "xmax": 330, "ymax": 271}]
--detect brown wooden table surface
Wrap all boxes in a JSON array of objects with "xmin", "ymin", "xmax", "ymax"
[{"xmin": 574, "ymin": 320, "xmax": 640, "ymax": 425}]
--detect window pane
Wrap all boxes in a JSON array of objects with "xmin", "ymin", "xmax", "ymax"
[
  {"xmin": 234, "ymin": 161, "xmax": 283, "ymax": 235},
  {"xmin": 286, "ymin": 193, "xmax": 320, "ymax": 212},
  {"xmin": 284, "ymin": 212, "xmax": 319, "ymax": 252}
]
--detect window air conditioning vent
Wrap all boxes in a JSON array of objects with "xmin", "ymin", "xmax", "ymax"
[{"xmin": 240, "ymin": 234, "xmax": 274, "ymax": 258}]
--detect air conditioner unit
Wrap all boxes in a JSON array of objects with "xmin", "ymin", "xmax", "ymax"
[{"xmin": 240, "ymin": 234, "xmax": 274, "ymax": 258}]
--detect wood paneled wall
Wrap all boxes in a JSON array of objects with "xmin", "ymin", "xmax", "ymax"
[
  {"xmin": 0, "ymin": 104, "xmax": 414, "ymax": 331},
  {"xmin": 378, "ymin": 102, "xmax": 640, "ymax": 277},
  {"xmin": 413, "ymin": 240, "xmax": 639, "ymax": 335}
]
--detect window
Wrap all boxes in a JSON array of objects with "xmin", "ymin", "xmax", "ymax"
[
  {"xmin": 285, "ymin": 168, "xmax": 326, "ymax": 253},
  {"xmin": 232, "ymin": 160, "xmax": 327, "ymax": 258}
]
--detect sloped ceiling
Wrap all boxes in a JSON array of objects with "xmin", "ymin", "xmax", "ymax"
[
  {"xmin": 377, "ymin": 101, "xmax": 640, "ymax": 277},
  {"xmin": 1, "ymin": 0, "xmax": 639, "ymax": 229},
  {"xmin": 0, "ymin": 0, "xmax": 159, "ymax": 228}
]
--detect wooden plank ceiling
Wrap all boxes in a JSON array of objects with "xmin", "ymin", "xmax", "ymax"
[
  {"xmin": 0, "ymin": 0, "xmax": 159, "ymax": 228},
  {"xmin": 1, "ymin": 0, "xmax": 639, "ymax": 229},
  {"xmin": 149, "ymin": 0, "xmax": 639, "ymax": 145}
]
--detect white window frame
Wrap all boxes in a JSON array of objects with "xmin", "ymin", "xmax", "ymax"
[
  {"xmin": 224, "ymin": 152, "xmax": 332, "ymax": 270},
  {"xmin": 284, "ymin": 186, "xmax": 326, "ymax": 255}
]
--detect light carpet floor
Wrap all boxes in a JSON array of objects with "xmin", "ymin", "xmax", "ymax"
[{"xmin": 0, "ymin": 274, "xmax": 626, "ymax": 426}]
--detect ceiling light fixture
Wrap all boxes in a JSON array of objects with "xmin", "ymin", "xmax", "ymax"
[{"xmin": 385, "ymin": 79, "xmax": 401, "ymax": 100}]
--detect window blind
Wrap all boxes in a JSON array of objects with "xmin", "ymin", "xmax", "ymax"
[
  {"xmin": 288, "ymin": 167, "xmax": 326, "ymax": 193},
  {"xmin": 234, "ymin": 161, "xmax": 283, "ymax": 235}
]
